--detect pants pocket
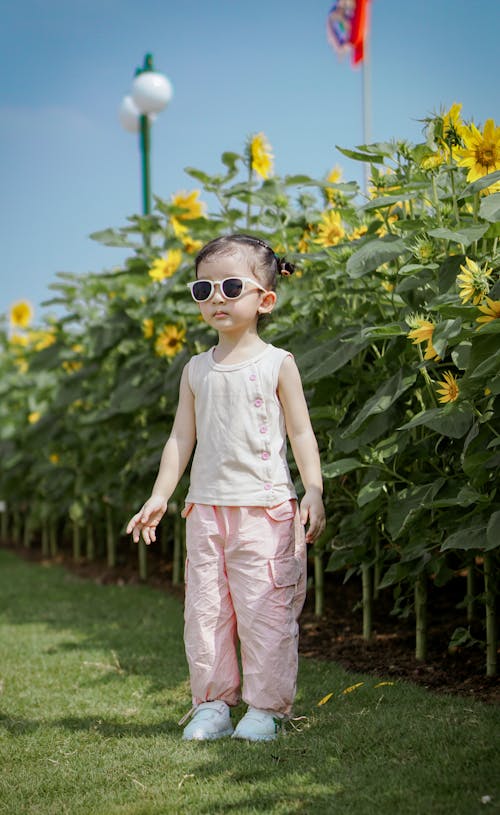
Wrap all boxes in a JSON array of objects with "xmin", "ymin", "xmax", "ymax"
[
  {"xmin": 181, "ymin": 502, "xmax": 194, "ymax": 519},
  {"xmin": 269, "ymin": 555, "xmax": 302, "ymax": 588},
  {"xmin": 264, "ymin": 499, "xmax": 296, "ymax": 523}
]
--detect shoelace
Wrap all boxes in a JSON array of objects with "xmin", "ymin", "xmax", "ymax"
[{"xmin": 177, "ymin": 706, "xmax": 196, "ymax": 726}]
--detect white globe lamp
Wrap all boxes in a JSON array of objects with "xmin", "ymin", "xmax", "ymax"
[
  {"xmin": 118, "ymin": 95, "xmax": 140, "ymax": 133},
  {"xmin": 119, "ymin": 54, "xmax": 173, "ymax": 216},
  {"xmin": 131, "ymin": 71, "xmax": 173, "ymax": 115}
]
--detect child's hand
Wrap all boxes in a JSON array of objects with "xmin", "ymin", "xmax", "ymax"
[
  {"xmin": 126, "ymin": 495, "xmax": 167, "ymax": 545},
  {"xmin": 300, "ymin": 488, "xmax": 326, "ymax": 544}
]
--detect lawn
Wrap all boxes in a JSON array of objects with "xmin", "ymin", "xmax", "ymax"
[{"xmin": 0, "ymin": 548, "xmax": 498, "ymax": 815}]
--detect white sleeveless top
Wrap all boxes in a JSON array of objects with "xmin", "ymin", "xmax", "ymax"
[{"xmin": 185, "ymin": 344, "xmax": 297, "ymax": 507}]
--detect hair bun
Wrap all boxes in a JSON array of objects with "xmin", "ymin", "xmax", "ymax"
[{"xmin": 275, "ymin": 255, "xmax": 295, "ymax": 277}]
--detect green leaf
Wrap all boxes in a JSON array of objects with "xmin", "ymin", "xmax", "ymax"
[
  {"xmin": 398, "ymin": 403, "xmax": 473, "ymax": 439},
  {"xmin": 431, "ymin": 318, "xmax": 462, "ymax": 358},
  {"xmin": 322, "ymin": 458, "xmax": 365, "ymax": 478},
  {"xmin": 284, "ymin": 174, "xmax": 317, "ymax": 185},
  {"xmin": 183, "ymin": 166, "xmax": 216, "ymax": 184},
  {"xmin": 357, "ymin": 481, "xmax": 385, "ymax": 507},
  {"xmin": 221, "ymin": 152, "xmax": 242, "ymax": 173},
  {"xmin": 363, "ymin": 192, "xmax": 418, "ymax": 211},
  {"xmin": 89, "ymin": 228, "xmax": 138, "ymax": 248},
  {"xmin": 299, "ymin": 332, "xmax": 370, "ymax": 384},
  {"xmin": 386, "ymin": 480, "xmax": 445, "ymax": 540},
  {"xmin": 441, "ymin": 526, "xmax": 487, "ymax": 552},
  {"xmin": 469, "ymin": 347, "xmax": 500, "ymax": 379},
  {"xmin": 479, "ymin": 192, "xmax": 500, "ymax": 223},
  {"xmin": 459, "ymin": 169, "xmax": 500, "ymax": 199},
  {"xmin": 428, "ymin": 224, "xmax": 489, "ymax": 247},
  {"xmin": 335, "ymin": 145, "xmax": 386, "ymax": 164},
  {"xmin": 343, "ymin": 368, "xmax": 417, "ymax": 436},
  {"xmin": 432, "ymin": 484, "xmax": 484, "ymax": 508},
  {"xmin": 486, "ymin": 511, "xmax": 500, "ymax": 549},
  {"xmin": 438, "ymin": 255, "xmax": 465, "ymax": 294},
  {"xmin": 360, "ymin": 323, "xmax": 407, "ymax": 339},
  {"xmin": 346, "ymin": 236, "xmax": 406, "ymax": 278}
]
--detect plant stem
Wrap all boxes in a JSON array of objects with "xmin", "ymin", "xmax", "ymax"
[
  {"xmin": 314, "ymin": 552, "xmax": 324, "ymax": 617},
  {"xmin": 415, "ymin": 573, "xmax": 427, "ymax": 661},
  {"xmin": 374, "ymin": 537, "xmax": 381, "ymax": 601},
  {"xmin": 0, "ymin": 506, "xmax": 7, "ymax": 542},
  {"xmin": 41, "ymin": 521, "xmax": 49, "ymax": 557},
  {"xmin": 138, "ymin": 540, "xmax": 147, "ymax": 581},
  {"xmin": 362, "ymin": 562, "xmax": 373, "ymax": 641},
  {"xmin": 86, "ymin": 522, "xmax": 95, "ymax": 561},
  {"xmin": 23, "ymin": 513, "xmax": 32, "ymax": 549},
  {"xmin": 49, "ymin": 521, "xmax": 58, "ymax": 557},
  {"xmin": 72, "ymin": 522, "xmax": 81, "ymax": 561},
  {"xmin": 484, "ymin": 552, "xmax": 497, "ymax": 677},
  {"xmin": 105, "ymin": 504, "xmax": 116, "ymax": 569},
  {"xmin": 467, "ymin": 562, "xmax": 475, "ymax": 624},
  {"xmin": 431, "ymin": 175, "xmax": 443, "ymax": 226}
]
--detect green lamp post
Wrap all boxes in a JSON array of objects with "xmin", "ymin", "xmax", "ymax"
[{"xmin": 119, "ymin": 54, "xmax": 173, "ymax": 215}]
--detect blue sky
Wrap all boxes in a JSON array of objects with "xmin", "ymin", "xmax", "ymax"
[{"xmin": 1, "ymin": 0, "xmax": 499, "ymax": 321}]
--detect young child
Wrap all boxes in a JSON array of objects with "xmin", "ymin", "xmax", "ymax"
[{"xmin": 127, "ymin": 234, "xmax": 325, "ymax": 742}]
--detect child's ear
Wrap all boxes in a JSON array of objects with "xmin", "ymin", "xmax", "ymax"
[{"xmin": 258, "ymin": 290, "xmax": 277, "ymax": 314}]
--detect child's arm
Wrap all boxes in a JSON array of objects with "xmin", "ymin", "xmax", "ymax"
[
  {"xmin": 278, "ymin": 355, "xmax": 326, "ymax": 543},
  {"xmin": 126, "ymin": 364, "xmax": 196, "ymax": 544}
]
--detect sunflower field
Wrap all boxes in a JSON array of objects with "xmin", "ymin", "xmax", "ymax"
[{"xmin": 1, "ymin": 108, "xmax": 499, "ymax": 677}]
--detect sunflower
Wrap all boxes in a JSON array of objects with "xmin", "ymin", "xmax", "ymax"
[
  {"xmin": 440, "ymin": 102, "xmax": 465, "ymax": 148},
  {"xmin": 28, "ymin": 411, "xmax": 41, "ymax": 424},
  {"xmin": 154, "ymin": 324, "xmax": 186, "ymax": 358},
  {"xmin": 456, "ymin": 118, "xmax": 500, "ymax": 182},
  {"xmin": 180, "ymin": 233, "xmax": 203, "ymax": 254},
  {"xmin": 457, "ymin": 257, "xmax": 493, "ymax": 305},
  {"xmin": 411, "ymin": 235, "xmax": 436, "ymax": 263},
  {"xmin": 315, "ymin": 210, "xmax": 346, "ymax": 247},
  {"xmin": 476, "ymin": 297, "xmax": 500, "ymax": 327},
  {"xmin": 10, "ymin": 300, "xmax": 33, "ymax": 328},
  {"xmin": 349, "ymin": 225, "xmax": 368, "ymax": 241},
  {"xmin": 406, "ymin": 315, "xmax": 440, "ymax": 361},
  {"xmin": 325, "ymin": 165, "xmax": 344, "ymax": 204},
  {"xmin": 171, "ymin": 190, "xmax": 205, "ymax": 220},
  {"xmin": 249, "ymin": 133, "xmax": 274, "ymax": 179},
  {"xmin": 142, "ymin": 318, "xmax": 154, "ymax": 339},
  {"xmin": 420, "ymin": 151, "xmax": 445, "ymax": 172},
  {"xmin": 436, "ymin": 371, "xmax": 459, "ymax": 404},
  {"xmin": 149, "ymin": 249, "xmax": 182, "ymax": 282},
  {"xmin": 29, "ymin": 329, "xmax": 57, "ymax": 351}
]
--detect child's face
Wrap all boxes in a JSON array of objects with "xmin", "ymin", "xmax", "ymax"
[{"xmin": 195, "ymin": 251, "xmax": 276, "ymax": 333}]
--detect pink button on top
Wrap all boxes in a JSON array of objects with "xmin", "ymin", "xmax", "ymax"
[
  {"xmin": 264, "ymin": 483, "xmax": 272, "ymax": 491},
  {"xmin": 254, "ymin": 398, "xmax": 263, "ymax": 407},
  {"xmin": 260, "ymin": 426, "xmax": 268, "ymax": 434},
  {"xmin": 261, "ymin": 451, "xmax": 270, "ymax": 460},
  {"xmin": 249, "ymin": 374, "xmax": 257, "ymax": 381}
]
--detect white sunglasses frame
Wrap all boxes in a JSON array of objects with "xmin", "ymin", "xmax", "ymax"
[{"xmin": 187, "ymin": 276, "xmax": 268, "ymax": 302}]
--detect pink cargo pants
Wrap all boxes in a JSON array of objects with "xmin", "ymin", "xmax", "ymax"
[{"xmin": 182, "ymin": 500, "xmax": 307, "ymax": 716}]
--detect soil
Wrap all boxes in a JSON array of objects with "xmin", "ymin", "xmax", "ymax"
[{"xmin": 2, "ymin": 542, "xmax": 499, "ymax": 704}]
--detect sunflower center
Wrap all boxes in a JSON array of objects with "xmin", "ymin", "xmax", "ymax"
[{"xmin": 476, "ymin": 145, "xmax": 497, "ymax": 168}]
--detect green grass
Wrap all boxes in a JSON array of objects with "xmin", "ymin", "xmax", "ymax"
[{"xmin": 0, "ymin": 548, "xmax": 498, "ymax": 815}]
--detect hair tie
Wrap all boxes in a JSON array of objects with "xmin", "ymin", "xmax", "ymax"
[{"xmin": 275, "ymin": 254, "xmax": 295, "ymax": 277}]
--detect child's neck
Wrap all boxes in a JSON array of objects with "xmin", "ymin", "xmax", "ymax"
[{"xmin": 213, "ymin": 328, "xmax": 268, "ymax": 364}]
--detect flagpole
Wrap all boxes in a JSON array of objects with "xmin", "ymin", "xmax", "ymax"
[{"xmin": 361, "ymin": 29, "xmax": 371, "ymax": 196}]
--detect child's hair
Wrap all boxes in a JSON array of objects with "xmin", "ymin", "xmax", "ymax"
[{"xmin": 195, "ymin": 234, "xmax": 295, "ymax": 291}]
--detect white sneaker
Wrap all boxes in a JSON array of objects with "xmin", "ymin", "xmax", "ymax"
[
  {"xmin": 182, "ymin": 701, "xmax": 233, "ymax": 741},
  {"xmin": 232, "ymin": 707, "xmax": 281, "ymax": 742}
]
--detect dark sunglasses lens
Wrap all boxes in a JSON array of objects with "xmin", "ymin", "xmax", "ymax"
[
  {"xmin": 222, "ymin": 278, "xmax": 243, "ymax": 298},
  {"xmin": 192, "ymin": 281, "xmax": 212, "ymax": 301}
]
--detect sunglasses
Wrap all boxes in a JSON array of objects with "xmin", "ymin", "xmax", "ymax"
[{"xmin": 187, "ymin": 277, "xmax": 268, "ymax": 302}]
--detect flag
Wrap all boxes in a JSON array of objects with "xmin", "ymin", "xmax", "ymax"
[{"xmin": 326, "ymin": 0, "xmax": 370, "ymax": 66}]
